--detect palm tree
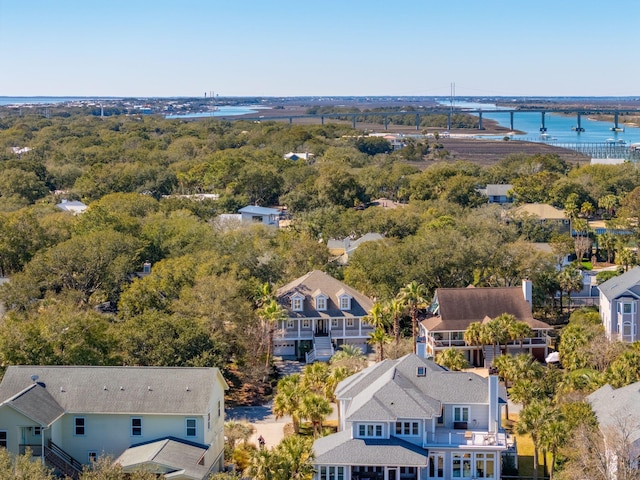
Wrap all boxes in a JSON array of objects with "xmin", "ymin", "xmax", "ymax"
[
  {"xmin": 364, "ymin": 302, "xmax": 390, "ymax": 331},
  {"xmin": 224, "ymin": 420, "xmax": 255, "ymax": 448},
  {"xmin": 514, "ymin": 399, "xmax": 554, "ymax": 480},
  {"xmin": 597, "ymin": 231, "xmax": 618, "ymax": 263},
  {"xmin": 257, "ymin": 299, "xmax": 288, "ymax": 369},
  {"xmin": 539, "ymin": 417, "xmax": 569, "ymax": 480},
  {"xmin": 299, "ymin": 392, "xmax": 332, "ymax": 437},
  {"xmin": 246, "ymin": 448, "xmax": 276, "ymax": 480},
  {"xmin": 255, "ymin": 281, "xmax": 274, "ymax": 307},
  {"xmin": 492, "ymin": 313, "xmax": 516, "ymax": 356},
  {"xmin": 435, "ymin": 347, "xmax": 469, "ymax": 371},
  {"xmin": 398, "ymin": 281, "xmax": 428, "ymax": 354},
  {"xmin": 273, "ymin": 374, "xmax": 306, "ymax": 434},
  {"xmin": 302, "ymin": 362, "xmax": 329, "ymax": 395},
  {"xmin": 509, "ymin": 321, "xmax": 533, "ymax": 353},
  {"xmin": 598, "ymin": 193, "xmax": 618, "ymax": 218},
  {"xmin": 386, "ymin": 298, "xmax": 404, "ymax": 345},
  {"xmin": 557, "ymin": 266, "xmax": 583, "ymax": 313},
  {"xmin": 368, "ymin": 327, "xmax": 392, "ymax": 362},
  {"xmin": 274, "ymin": 435, "xmax": 315, "ymax": 480},
  {"xmin": 464, "ymin": 321, "xmax": 490, "ymax": 367}
]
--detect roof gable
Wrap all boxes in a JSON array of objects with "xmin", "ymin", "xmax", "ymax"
[{"xmin": 598, "ymin": 266, "xmax": 640, "ymax": 301}]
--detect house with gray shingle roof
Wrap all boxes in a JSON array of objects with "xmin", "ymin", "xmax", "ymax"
[
  {"xmin": 275, "ymin": 270, "xmax": 374, "ymax": 362},
  {"xmin": 598, "ymin": 266, "xmax": 640, "ymax": 342},
  {"xmin": 419, "ymin": 281, "xmax": 552, "ymax": 366},
  {"xmin": 587, "ymin": 381, "xmax": 640, "ymax": 478},
  {"xmin": 0, "ymin": 366, "xmax": 228, "ymax": 479},
  {"xmin": 313, "ymin": 354, "xmax": 510, "ymax": 480}
]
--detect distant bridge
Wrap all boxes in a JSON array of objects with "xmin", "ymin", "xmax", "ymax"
[
  {"xmin": 223, "ymin": 107, "xmax": 640, "ymax": 132},
  {"xmin": 521, "ymin": 141, "xmax": 640, "ymax": 161}
]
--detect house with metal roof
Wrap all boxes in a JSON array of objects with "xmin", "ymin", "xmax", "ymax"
[
  {"xmin": 238, "ymin": 205, "xmax": 283, "ymax": 226},
  {"xmin": 419, "ymin": 280, "xmax": 552, "ymax": 366},
  {"xmin": 598, "ymin": 266, "xmax": 640, "ymax": 342},
  {"xmin": 0, "ymin": 366, "xmax": 228, "ymax": 479},
  {"xmin": 275, "ymin": 270, "xmax": 374, "ymax": 363},
  {"xmin": 327, "ymin": 233, "xmax": 385, "ymax": 265},
  {"xmin": 313, "ymin": 354, "xmax": 510, "ymax": 480},
  {"xmin": 477, "ymin": 184, "xmax": 514, "ymax": 204}
]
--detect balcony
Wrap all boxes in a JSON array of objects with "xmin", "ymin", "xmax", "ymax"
[{"xmin": 424, "ymin": 429, "xmax": 508, "ymax": 449}]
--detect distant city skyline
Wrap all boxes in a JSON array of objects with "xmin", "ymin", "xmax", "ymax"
[{"xmin": 1, "ymin": 0, "xmax": 638, "ymax": 98}]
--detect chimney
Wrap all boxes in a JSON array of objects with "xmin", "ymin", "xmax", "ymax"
[
  {"xmin": 522, "ymin": 279, "xmax": 533, "ymax": 311},
  {"xmin": 488, "ymin": 375, "xmax": 499, "ymax": 433}
]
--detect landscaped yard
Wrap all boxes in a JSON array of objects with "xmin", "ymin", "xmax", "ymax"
[{"xmin": 505, "ymin": 414, "xmax": 551, "ymax": 479}]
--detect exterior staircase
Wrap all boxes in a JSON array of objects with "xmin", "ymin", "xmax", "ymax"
[
  {"xmin": 305, "ymin": 336, "xmax": 334, "ymax": 363},
  {"xmin": 482, "ymin": 345, "xmax": 497, "ymax": 368},
  {"xmin": 44, "ymin": 440, "xmax": 83, "ymax": 479}
]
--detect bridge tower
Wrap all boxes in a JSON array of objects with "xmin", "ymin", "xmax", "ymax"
[
  {"xmin": 574, "ymin": 113, "xmax": 585, "ymax": 132},
  {"xmin": 540, "ymin": 112, "xmax": 547, "ymax": 132}
]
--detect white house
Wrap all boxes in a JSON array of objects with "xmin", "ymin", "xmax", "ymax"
[
  {"xmin": 238, "ymin": 206, "xmax": 283, "ymax": 227},
  {"xmin": 0, "ymin": 366, "xmax": 228, "ymax": 479},
  {"xmin": 55, "ymin": 200, "xmax": 88, "ymax": 214},
  {"xmin": 313, "ymin": 354, "xmax": 511, "ymax": 480},
  {"xmin": 598, "ymin": 266, "xmax": 640, "ymax": 342},
  {"xmin": 275, "ymin": 270, "xmax": 374, "ymax": 363}
]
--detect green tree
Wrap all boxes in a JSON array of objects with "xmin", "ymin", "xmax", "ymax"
[
  {"xmin": 435, "ymin": 347, "xmax": 469, "ymax": 371},
  {"xmin": 368, "ymin": 327, "xmax": 392, "ymax": 362},
  {"xmin": 257, "ymin": 299, "xmax": 288, "ymax": 369},
  {"xmin": 0, "ymin": 446, "xmax": 55, "ymax": 480},
  {"xmin": 514, "ymin": 399, "xmax": 554, "ymax": 480},
  {"xmin": 299, "ymin": 392, "xmax": 332, "ymax": 437},
  {"xmin": 386, "ymin": 298, "xmax": 404, "ymax": 345},
  {"xmin": 557, "ymin": 266, "xmax": 584, "ymax": 313},
  {"xmin": 398, "ymin": 281, "xmax": 428, "ymax": 354},
  {"xmin": 273, "ymin": 374, "xmax": 306, "ymax": 434}
]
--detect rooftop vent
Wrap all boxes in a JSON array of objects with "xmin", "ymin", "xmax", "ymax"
[
  {"xmin": 120, "ymin": 386, "xmax": 124, "ymax": 391},
  {"xmin": 147, "ymin": 386, "xmax": 152, "ymax": 391},
  {"xmin": 186, "ymin": 386, "xmax": 190, "ymax": 391},
  {"xmin": 60, "ymin": 387, "xmax": 65, "ymax": 393},
  {"xmin": 103, "ymin": 386, "xmax": 107, "ymax": 391},
  {"xmin": 30, "ymin": 375, "xmax": 39, "ymax": 383}
]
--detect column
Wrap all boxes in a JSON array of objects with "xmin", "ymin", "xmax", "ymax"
[
  {"xmin": 343, "ymin": 319, "xmax": 346, "ymax": 338},
  {"xmin": 509, "ymin": 111, "xmax": 514, "ymax": 131},
  {"xmin": 478, "ymin": 111, "xmax": 483, "ymax": 130},
  {"xmin": 540, "ymin": 112, "xmax": 547, "ymax": 132}
]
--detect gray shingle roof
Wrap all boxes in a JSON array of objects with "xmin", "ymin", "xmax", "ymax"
[
  {"xmin": 587, "ymin": 382, "xmax": 640, "ymax": 444},
  {"xmin": 117, "ymin": 437, "xmax": 210, "ymax": 480},
  {"xmin": 5, "ymin": 384, "xmax": 65, "ymax": 426},
  {"xmin": 598, "ymin": 266, "xmax": 640, "ymax": 301},
  {"xmin": 337, "ymin": 354, "xmax": 497, "ymax": 424},
  {"xmin": 0, "ymin": 366, "xmax": 227, "ymax": 415},
  {"xmin": 314, "ymin": 430, "xmax": 428, "ymax": 466},
  {"xmin": 276, "ymin": 270, "xmax": 373, "ymax": 318}
]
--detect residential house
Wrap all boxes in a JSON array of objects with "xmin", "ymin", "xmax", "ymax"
[
  {"xmin": 587, "ymin": 381, "xmax": 640, "ymax": 479},
  {"xmin": 477, "ymin": 184, "xmax": 514, "ymax": 205},
  {"xmin": 55, "ymin": 200, "xmax": 88, "ymax": 214},
  {"xmin": 284, "ymin": 152, "xmax": 314, "ymax": 162},
  {"xmin": 238, "ymin": 206, "xmax": 283, "ymax": 226},
  {"xmin": 313, "ymin": 354, "xmax": 510, "ymax": 480},
  {"xmin": 0, "ymin": 366, "xmax": 228, "ymax": 479},
  {"xmin": 512, "ymin": 204, "xmax": 569, "ymax": 233},
  {"xmin": 275, "ymin": 270, "xmax": 374, "ymax": 362},
  {"xmin": 419, "ymin": 281, "xmax": 552, "ymax": 366},
  {"xmin": 327, "ymin": 233, "xmax": 385, "ymax": 265},
  {"xmin": 598, "ymin": 266, "xmax": 640, "ymax": 342}
]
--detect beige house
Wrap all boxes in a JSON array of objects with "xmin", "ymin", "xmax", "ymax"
[
  {"xmin": 275, "ymin": 270, "xmax": 374, "ymax": 362},
  {"xmin": 0, "ymin": 366, "xmax": 227, "ymax": 479}
]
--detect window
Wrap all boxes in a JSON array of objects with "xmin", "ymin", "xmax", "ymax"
[
  {"xmin": 287, "ymin": 319, "xmax": 294, "ymax": 329},
  {"xmin": 395, "ymin": 421, "xmax": 419, "ymax": 436},
  {"xmin": 131, "ymin": 417, "xmax": 142, "ymax": 436},
  {"xmin": 618, "ymin": 302, "xmax": 636, "ymax": 314},
  {"xmin": 217, "ymin": 400, "xmax": 221, "ymax": 417},
  {"xmin": 74, "ymin": 417, "xmax": 85, "ymax": 436},
  {"xmin": 454, "ymin": 406, "xmax": 470, "ymax": 423},
  {"xmin": 452, "ymin": 453, "xmax": 472, "ymax": 478},
  {"xmin": 358, "ymin": 424, "xmax": 383, "ymax": 438},
  {"xmin": 346, "ymin": 318, "xmax": 354, "ymax": 328},
  {"xmin": 186, "ymin": 418, "xmax": 197, "ymax": 437},
  {"xmin": 331, "ymin": 318, "xmax": 338, "ymax": 328},
  {"xmin": 33, "ymin": 427, "xmax": 41, "ymax": 436},
  {"xmin": 474, "ymin": 453, "xmax": 495, "ymax": 478},
  {"xmin": 0, "ymin": 431, "xmax": 6, "ymax": 448},
  {"xmin": 417, "ymin": 366, "xmax": 427, "ymax": 376},
  {"xmin": 302, "ymin": 319, "xmax": 310, "ymax": 328},
  {"xmin": 319, "ymin": 466, "xmax": 344, "ymax": 480},
  {"xmin": 315, "ymin": 296, "xmax": 327, "ymax": 311},
  {"xmin": 429, "ymin": 453, "xmax": 444, "ymax": 478},
  {"xmin": 292, "ymin": 296, "xmax": 303, "ymax": 311},
  {"xmin": 88, "ymin": 451, "xmax": 97, "ymax": 463},
  {"xmin": 339, "ymin": 295, "xmax": 351, "ymax": 310}
]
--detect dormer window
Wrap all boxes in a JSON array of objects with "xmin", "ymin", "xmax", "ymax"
[
  {"xmin": 291, "ymin": 293, "xmax": 304, "ymax": 312},
  {"xmin": 339, "ymin": 295, "xmax": 352, "ymax": 311},
  {"xmin": 315, "ymin": 295, "xmax": 328, "ymax": 311},
  {"xmin": 416, "ymin": 366, "xmax": 427, "ymax": 377}
]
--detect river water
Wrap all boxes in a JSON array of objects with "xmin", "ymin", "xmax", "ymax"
[{"xmin": 445, "ymin": 100, "xmax": 640, "ymax": 146}]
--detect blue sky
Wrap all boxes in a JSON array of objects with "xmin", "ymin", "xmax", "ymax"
[{"xmin": 0, "ymin": 0, "xmax": 638, "ymax": 97}]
